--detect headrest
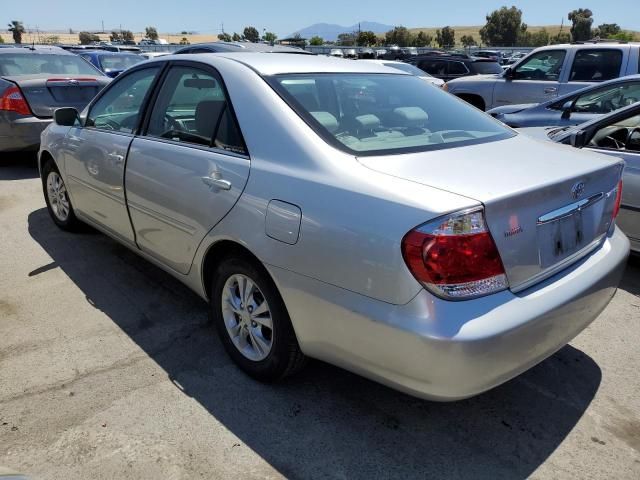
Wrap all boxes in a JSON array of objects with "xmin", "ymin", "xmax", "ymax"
[
  {"xmin": 311, "ymin": 111, "xmax": 339, "ymax": 133},
  {"xmin": 354, "ymin": 114, "xmax": 380, "ymax": 130},
  {"xmin": 393, "ymin": 107, "xmax": 429, "ymax": 127}
]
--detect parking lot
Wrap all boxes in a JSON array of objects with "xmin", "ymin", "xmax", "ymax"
[{"xmin": 0, "ymin": 156, "xmax": 637, "ymax": 479}]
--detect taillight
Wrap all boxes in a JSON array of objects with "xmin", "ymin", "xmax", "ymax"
[
  {"xmin": 401, "ymin": 208, "xmax": 508, "ymax": 300},
  {"xmin": 0, "ymin": 85, "xmax": 31, "ymax": 115},
  {"xmin": 612, "ymin": 180, "xmax": 623, "ymax": 220}
]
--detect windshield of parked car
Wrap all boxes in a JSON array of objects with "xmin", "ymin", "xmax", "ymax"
[
  {"xmin": 99, "ymin": 54, "xmax": 144, "ymax": 72},
  {"xmin": 471, "ymin": 62, "xmax": 504, "ymax": 74},
  {"xmin": 269, "ymin": 73, "xmax": 514, "ymax": 155},
  {"xmin": 0, "ymin": 53, "xmax": 101, "ymax": 76}
]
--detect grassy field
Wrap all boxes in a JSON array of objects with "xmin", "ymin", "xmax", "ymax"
[{"xmin": 2, "ymin": 25, "xmax": 639, "ymax": 47}]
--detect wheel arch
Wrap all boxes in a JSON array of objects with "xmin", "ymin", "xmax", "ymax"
[{"xmin": 455, "ymin": 93, "xmax": 486, "ymax": 111}]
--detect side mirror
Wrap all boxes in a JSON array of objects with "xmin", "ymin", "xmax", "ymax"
[
  {"xmin": 504, "ymin": 68, "xmax": 514, "ymax": 80},
  {"xmin": 53, "ymin": 107, "xmax": 79, "ymax": 127},
  {"xmin": 561, "ymin": 100, "xmax": 573, "ymax": 120}
]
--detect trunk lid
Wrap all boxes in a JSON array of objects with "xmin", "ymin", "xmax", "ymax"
[
  {"xmin": 358, "ymin": 134, "xmax": 624, "ymax": 291},
  {"xmin": 3, "ymin": 74, "xmax": 109, "ymax": 118}
]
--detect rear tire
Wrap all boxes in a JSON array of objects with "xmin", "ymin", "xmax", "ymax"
[
  {"xmin": 42, "ymin": 159, "xmax": 82, "ymax": 231},
  {"xmin": 211, "ymin": 256, "xmax": 306, "ymax": 382}
]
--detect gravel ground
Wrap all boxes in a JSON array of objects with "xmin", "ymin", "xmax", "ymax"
[{"xmin": 1, "ymin": 155, "xmax": 639, "ymax": 480}]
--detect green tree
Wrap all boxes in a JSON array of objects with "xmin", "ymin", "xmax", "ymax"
[
  {"xmin": 109, "ymin": 30, "xmax": 122, "ymax": 42},
  {"xmin": 78, "ymin": 31, "xmax": 100, "ymax": 45},
  {"xmin": 412, "ymin": 31, "xmax": 432, "ymax": 47},
  {"xmin": 217, "ymin": 32, "xmax": 232, "ymax": 42},
  {"xmin": 594, "ymin": 23, "xmax": 621, "ymax": 38},
  {"xmin": 309, "ymin": 35, "xmax": 324, "ymax": 46},
  {"xmin": 460, "ymin": 35, "xmax": 476, "ymax": 47},
  {"xmin": 436, "ymin": 26, "xmax": 455, "ymax": 48},
  {"xmin": 179, "ymin": 37, "xmax": 190, "ymax": 45},
  {"xmin": 41, "ymin": 35, "xmax": 59, "ymax": 45},
  {"xmin": 337, "ymin": 32, "xmax": 356, "ymax": 46},
  {"xmin": 243, "ymin": 26, "xmax": 260, "ymax": 43},
  {"xmin": 232, "ymin": 32, "xmax": 241, "ymax": 41},
  {"xmin": 356, "ymin": 30, "xmax": 377, "ymax": 46},
  {"xmin": 568, "ymin": 8, "xmax": 593, "ymax": 42},
  {"xmin": 121, "ymin": 30, "xmax": 134, "ymax": 42},
  {"xmin": 7, "ymin": 20, "xmax": 25, "ymax": 44},
  {"xmin": 0, "ymin": 35, "xmax": 4, "ymax": 44},
  {"xmin": 263, "ymin": 31, "xmax": 277, "ymax": 44},
  {"xmin": 385, "ymin": 26, "xmax": 413, "ymax": 47},
  {"xmin": 527, "ymin": 28, "xmax": 550, "ymax": 47},
  {"xmin": 552, "ymin": 31, "xmax": 572, "ymax": 44},
  {"xmin": 145, "ymin": 26, "xmax": 159, "ymax": 40},
  {"xmin": 610, "ymin": 31, "xmax": 635, "ymax": 41},
  {"xmin": 479, "ymin": 6, "xmax": 526, "ymax": 46}
]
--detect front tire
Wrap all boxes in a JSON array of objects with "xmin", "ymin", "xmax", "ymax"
[
  {"xmin": 42, "ymin": 160, "xmax": 81, "ymax": 231},
  {"xmin": 211, "ymin": 256, "xmax": 306, "ymax": 382}
]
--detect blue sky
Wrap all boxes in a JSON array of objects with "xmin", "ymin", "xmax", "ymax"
[{"xmin": 4, "ymin": 1, "xmax": 638, "ymax": 37}]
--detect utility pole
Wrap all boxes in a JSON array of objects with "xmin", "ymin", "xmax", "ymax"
[{"xmin": 101, "ymin": 20, "xmax": 105, "ymax": 33}]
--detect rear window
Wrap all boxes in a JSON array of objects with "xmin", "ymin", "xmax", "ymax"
[
  {"xmin": 471, "ymin": 62, "xmax": 503, "ymax": 74},
  {"xmin": 268, "ymin": 73, "xmax": 513, "ymax": 156},
  {"xmin": 99, "ymin": 54, "xmax": 144, "ymax": 72},
  {"xmin": 0, "ymin": 53, "xmax": 101, "ymax": 76},
  {"xmin": 569, "ymin": 49, "xmax": 623, "ymax": 82},
  {"xmin": 382, "ymin": 62, "xmax": 427, "ymax": 76}
]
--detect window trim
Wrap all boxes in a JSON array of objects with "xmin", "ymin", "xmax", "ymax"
[
  {"xmin": 446, "ymin": 61, "xmax": 470, "ymax": 76},
  {"xmin": 139, "ymin": 59, "xmax": 249, "ymax": 157},
  {"xmin": 568, "ymin": 48, "xmax": 624, "ymax": 83},
  {"xmin": 83, "ymin": 64, "xmax": 166, "ymax": 135}
]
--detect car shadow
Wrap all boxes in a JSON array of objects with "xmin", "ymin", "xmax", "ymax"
[
  {"xmin": 28, "ymin": 207, "xmax": 606, "ymax": 479},
  {"xmin": 620, "ymin": 254, "xmax": 640, "ymax": 297},
  {"xmin": 0, "ymin": 153, "xmax": 39, "ymax": 180}
]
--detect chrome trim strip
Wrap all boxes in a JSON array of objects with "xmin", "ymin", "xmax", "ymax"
[{"xmin": 537, "ymin": 193, "xmax": 604, "ymax": 225}]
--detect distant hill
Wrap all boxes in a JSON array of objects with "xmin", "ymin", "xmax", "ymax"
[{"xmin": 290, "ymin": 21, "xmax": 394, "ymax": 41}]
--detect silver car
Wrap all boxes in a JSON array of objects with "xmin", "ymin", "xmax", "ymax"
[{"xmin": 39, "ymin": 53, "xmax": 629, "ymax": 401}]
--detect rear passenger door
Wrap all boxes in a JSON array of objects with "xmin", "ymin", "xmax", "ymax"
[
  {"xmin": 125, "ymin": 62, "xmax": 250, "ymax": 274},
  {"xmin": 416, "ymin": 59, "xmax": 447, "ymax": 80},
  {"xmin": 558, "ymin": 47, "xmax": 628, "ymax": 97}
]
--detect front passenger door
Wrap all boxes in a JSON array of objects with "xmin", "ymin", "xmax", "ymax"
[
  {"xmin": 65, "ymin": 66, "xmax": 161, "ymax": 243},
  {"xmin": 125, "ymin": 63, "xmax": 250, "ymax": 274}
]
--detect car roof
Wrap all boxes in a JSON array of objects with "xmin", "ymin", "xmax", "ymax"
[
  {"xmin": 177, "ymin": 42, "xmax": 312, "ymax": 55},
  {"xmin": 0, "ymin": 47, "xmax": 74, "ymax": 55},
  {"xmin": 159, "ymin": 52, "xmax": 409, "ymax": 75}
]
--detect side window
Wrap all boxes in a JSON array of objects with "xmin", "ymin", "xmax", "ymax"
[
  {"xmin": 569, "ymin": 49, "xmax": 623, "ymax": 82},
  {"xmin": 146, "ymin": 65, "xmax": 247, "ymax": 154},
  {"xmin": 514, "ymin": 50, "xmax": 566, "ymax": 81},
  {"xmin": 86, "ymin": 67, "xmax": 159, "ymax": 133},
  {"xmin": 573, "ymin": 81, "xmax": 640, "ymax": 113},
  {"xmin": 588, "ymin": 113, "xmax": 640, "ymax": 151},
  {"xmin": 447, "ymin": 61, "xmax": 469, "ymax": 76},
  {"xmin": 419, "ymin": 60, "xmax": 446, "ymax": 76}
]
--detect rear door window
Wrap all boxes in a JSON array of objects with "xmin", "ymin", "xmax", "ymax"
[
  {"xmin": 145, "ymin": 65, "xmax": 246, "ymax": 153},
  {"xmin": 572, "ymin": 81, "xmax": 640, "ymax": 113},
  {"xmin": 569, "ymin": 49, "xmax": 623, "ymax": 82},
  {"xmin": 418, "ymin": 60, "xmax": 446, "ymax": 76},
  {"xmin": 447, "ymin": 61, "xmax": 469, "ymax": 76},
  {"xmin": 513, "ymin": 50, "xmax": 566, "ymax": 81}
]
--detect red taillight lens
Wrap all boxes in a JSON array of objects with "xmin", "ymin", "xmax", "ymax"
[
  {"xmin": 0, "ymin": 85, "xmax": 31, "ymax": 115},
  {"xmin": 612, "ymin": 180, "xmax": 623, "ymax": 220},
  {"xmin": 401, "ymin": 209, "xmax": 508, "ymax": 299}
]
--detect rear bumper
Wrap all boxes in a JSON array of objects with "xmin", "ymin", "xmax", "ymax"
[
  {"xmin": 270, "ymin": 226, "xmax": 629, "ymax": 401},
  {"xmin": 0, "ymin": 115, "xmax": 51, "ymax": 152}
]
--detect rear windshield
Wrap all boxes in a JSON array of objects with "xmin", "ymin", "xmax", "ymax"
[
  {"xmin": 268, "ymin": 73, "xmax": 513, "ymax": 155},
  {"xmin": 470, "ymin": 62, "xmax": 504, "ymax": 74},
  {"xmin": 0, "ymin": 53, "xmax": 101, "ymax": 76},
  {"xmin": 99, "ymin": 54, "xmax": 144, "ymax": 72}
]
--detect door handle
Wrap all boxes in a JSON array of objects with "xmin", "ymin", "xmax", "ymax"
[
  {"xmin": 544, "ymin": 87, "xmax": 558, "ymax": 94},
  {"xmin": 202, "ymin": 172, "xmax": 232, "ymax": 191},
  {"xmin": 107, "ymin": 153, "xmax": 124, "ymax": 164}
]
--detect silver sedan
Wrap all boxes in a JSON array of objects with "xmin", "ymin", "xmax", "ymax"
[{"xmin": 39, "ymin": 53, "xmax": 629, "ymax": 401}]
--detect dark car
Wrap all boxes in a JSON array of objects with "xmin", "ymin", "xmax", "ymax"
[
  {"xmin": 382, "ymin": 45, "xmax": 418, "ymax": 60},
  {"xmin": 175, "ymin": 41, "xmax": 313, "ymax": 55},
  {"xmin": 76, "ymin": 51, "xmax": 145, "ymax": 78},
  {"xmin": 488, "ymin": 74, "xmax": 640, "ymax": 128},
  {"xmin": 0, "ymin": 47, "xmax": 109, "ymax": 152},
  {"xmin": 473, "ymin": 50, "xmax": 501, "ymax": 62},
  {"xmin": 358, "ymin": 48, "xmax": 376, "ymax": 59},
  {"xmin": 409, "ymin": 54, "xmax": 503, "ymax": 82}
]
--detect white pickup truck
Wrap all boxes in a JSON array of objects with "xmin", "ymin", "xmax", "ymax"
[{"xmin": 445, "ymin": 42, "xmax": 640, "ymax": 111}]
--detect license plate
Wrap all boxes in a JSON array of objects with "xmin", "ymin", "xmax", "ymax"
[{"xmin": 536, "ymin": 194, "xmax": 604, "ymax": 269}]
